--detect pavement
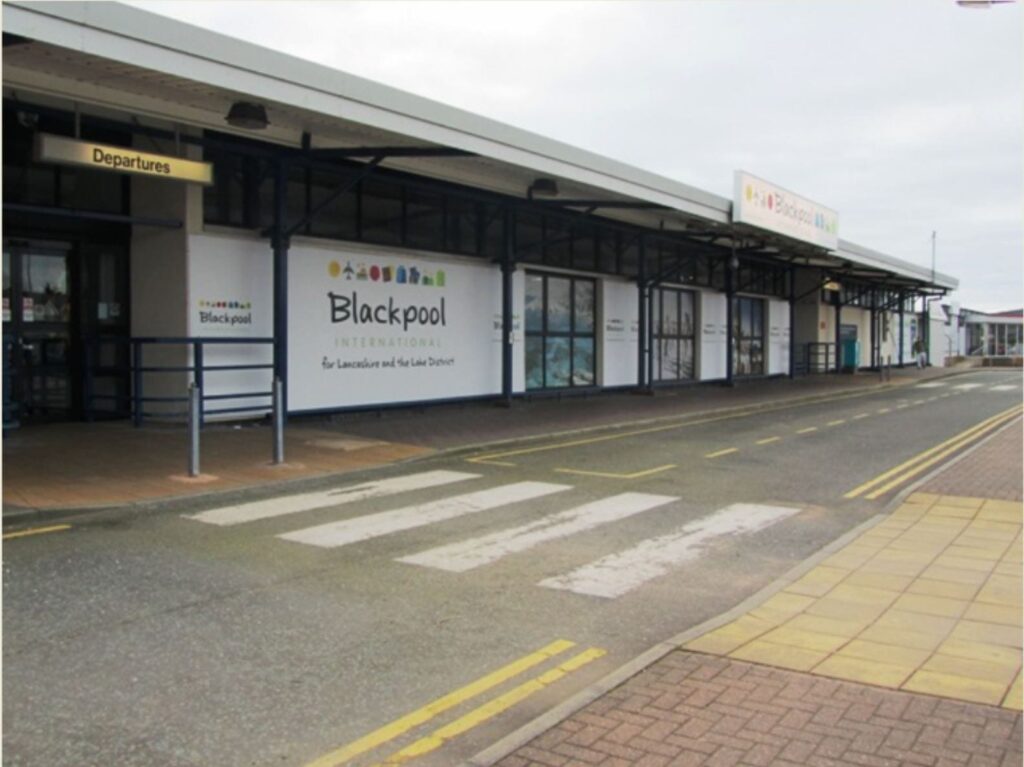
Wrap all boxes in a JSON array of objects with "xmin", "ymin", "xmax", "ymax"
[
  {"xmin": 2, "ymin": 366, "xmax": 961, "ymax": 517},
  {"xmin": 3, "ymin": 363, "xmax": 1021, "ymax": 767},
  {"xmin": 474, "ymin": 419, "xmax": 1024, "ymax": 767}
]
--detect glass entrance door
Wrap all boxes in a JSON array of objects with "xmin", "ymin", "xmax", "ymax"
[{"xmin": 3, "ymin": 241, "xmax": 75, "ymax": 420}]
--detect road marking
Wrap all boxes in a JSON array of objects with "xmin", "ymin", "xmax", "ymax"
[
  {"xmin": 705, "ymin": 448, "xmax": 739, "ymax": 459},
  {"xmin": 853, "ymin": 413, "xmax": 871, "ymax": 419},
  {"xmin": 827, "ymin": 419, "xmax": 847, "ymax": 426},
  {"xmin": 304, "ymin": 639, "xmax": 576, "ymax": 767},
  {"xmin": 539, "ymin": 503, "xmax": 800, "ymax": 599},
  {"xmin": 877, "ymin": 408, "xmax": 891, "ymax": 414},
  {"xmin": 896, "ymin": 404, "xmax": 910, "ymax": 409},
  {"xmin": 2, "ymin": 524, "xmax": 71, "ymax": 540},
  {"xmin": 797, "ymin": 427, "xmax": 818, "ymax": 434},
  {"xmin": 844, "ymin": 405, "xmax": 1023, "ymax": 499},
  {"xmin": 755, "ymin": 437, "xmax": 781, "ymax": 445},
  {"xmin": 553, "ymin": 464, "xmax": 676, "ymax": 480},
  {"xmin": 186, "ymin": 471, "xmax": 479, "ymax": 526},
  {"xmin": 278, "ymin": 482, "xmax": 570, "ymax": 548},
  {"xmin": 915, "ymin": 382, "xmax": 946, "ymax": 388},
  {"xmin": 398, "ymin": 493, "xmax": 678, "ymax": 572},
  {"xmin": 990, "ymin": 384, "xmax": 1019, "ymax": 391},
  {"xmin": 953, "ymin": 383, "xmax": 983, "ymax": 390},
  {"xmin": 926, "ymin": 396, "xmax": 939, "ymax": 402},
  {"xmin": 463, "ymin": 384, "xmax": 914, "ymax": 466},
  {"xmin": 371, "ymin": 647, "xmax": 605, "ymax": 767}
]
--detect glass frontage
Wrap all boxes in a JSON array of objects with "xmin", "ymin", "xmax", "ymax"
[
  {"xmin": 732, "ymin": 296, "xmax": 765, "ymax": 376},
  {"xmin": 654, "ymin": 288, "xmax": 696, "ymax": 381},
  {"xmin": 525, "ymin": 273, "xmax": 596, "ymax": 390}
]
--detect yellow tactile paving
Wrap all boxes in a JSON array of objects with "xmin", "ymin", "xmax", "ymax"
[{"xmin": 683, "ymin": 493, "xmax": 1023, "ymax": 709}]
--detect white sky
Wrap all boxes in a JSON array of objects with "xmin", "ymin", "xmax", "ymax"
[{"xmin": 132, "ymin": 0, "xmax": 1022, "ymax": 312}]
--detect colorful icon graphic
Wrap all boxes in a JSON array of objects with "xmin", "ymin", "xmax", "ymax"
[{"xmin": 328, "ymin": 260, "xmax": 341, "ymax": 278}]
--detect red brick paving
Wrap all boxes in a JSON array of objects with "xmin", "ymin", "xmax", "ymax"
[
  {"xmin": 920, "ymin": 418, "xmax": 1023, "ymax": 502},
  {"xmin": 496, "ymin": 652, "xmax": 1023, "ymax": 767}
]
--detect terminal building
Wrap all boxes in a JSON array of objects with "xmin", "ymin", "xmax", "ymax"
[{"xmin": 2, "ymin": 2, "xmax": 958, "ymax": 426}]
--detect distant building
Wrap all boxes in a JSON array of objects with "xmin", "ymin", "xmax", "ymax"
[{"xmin": 963, "ymin": 309, "xmax": 1023, "ymax": 358}]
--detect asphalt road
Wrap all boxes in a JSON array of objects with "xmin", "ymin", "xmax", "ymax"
[{"xmin": 3, "ymin": 370, "xmax": 1021, "ymax": 767}]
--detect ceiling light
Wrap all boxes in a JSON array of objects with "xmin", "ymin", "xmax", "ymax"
[
  {"xmin": 226, "ymin": 101, "xmax": 269, "ymax": 130},
  {"xmin": 527, "ymin": 178, "xmax": 559, "ymax": 199}
]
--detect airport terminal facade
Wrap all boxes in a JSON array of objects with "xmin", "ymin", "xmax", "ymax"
[{"xmin": 2, "ymin": 2, "xmax": 958, "ymax": 425}]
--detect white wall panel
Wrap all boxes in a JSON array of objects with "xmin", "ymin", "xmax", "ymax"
[
  {"xmin": 601, "ymin": 278, "xmax": 638, "ymax": 387},
  {"xmin": 700, "ymin": 291, "xmax": 727, "ymax": 381}
]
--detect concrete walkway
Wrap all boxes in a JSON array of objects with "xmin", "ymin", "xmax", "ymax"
[
  {"xmin": 481, "ymin": 420, "xmax": 1023, "ymax": 767},
  {"xmin": 2, "ymin": 367, "xmax": 958, "ymax": 516}
]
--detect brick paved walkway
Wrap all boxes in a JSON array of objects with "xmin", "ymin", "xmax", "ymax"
[
  {"xmin": 496, "ymin": 651, "xmax": 1022, "ymax": 767},
  {"xmin": 920, "ymin": 420, "xmax": 1023, "ymax": 502}
]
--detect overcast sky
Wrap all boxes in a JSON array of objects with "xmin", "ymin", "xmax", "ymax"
[{"xmin": 133, "ymin": 0, "xmax": 1022, "ymax": 313}]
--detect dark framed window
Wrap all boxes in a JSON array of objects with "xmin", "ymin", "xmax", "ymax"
[
  {"xmin": 732, "ymin": 296, "xmax": 765, "ymax": 376},
  {"xmin": 525, "ymin": 272, "xmax": 596, "ymax": 390},
  {"xmin": 654, "ymin": 288, "xmax": 696, "ymax": 381}
]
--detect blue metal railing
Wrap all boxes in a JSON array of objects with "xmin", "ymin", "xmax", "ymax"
[{"xmin": 83, "ymin": 336, "xmax": 275, "ymax": 426}]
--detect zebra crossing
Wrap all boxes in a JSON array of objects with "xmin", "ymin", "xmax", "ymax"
[
  {"xmin": 185, "ymin": 473, "xmax": 801, "ymax": 599},
  {"xmin": 914, "ymin": 381, "xmax": 1020, "ymax": 392}
]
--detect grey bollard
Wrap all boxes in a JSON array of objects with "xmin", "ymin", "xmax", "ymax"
[
  {"xmin": 188, "ymin": 382, "xmax": 201, "ymax": 477},
  {"xmin": 272, "ymin": 377, "xmax": 284, "ymax": 465}
]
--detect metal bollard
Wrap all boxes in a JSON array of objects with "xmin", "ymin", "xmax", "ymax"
[
  {"xmin": 188, "ymin": 382, "xmax": 201, "ymax": 477},
  {"xmin": 272, "ymin": 376, "xmax": 284, "ymax": 465}
]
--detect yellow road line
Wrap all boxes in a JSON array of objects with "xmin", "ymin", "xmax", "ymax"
[
  {"xmin": 844, "ymin": 405, "xmax": 1023, "ymax": 499},
  {"xmin": 554, "ymin": 464, "xmax": 676, "ymax": 480},
  {"xmin": 372, "ymin": 648, "xmax": 606, "ymax": 767},
  {"xmin": 2, "ymin": 524, "xmax": 71, "ymax": 540},
  {"xmin": 304, "ymin": 639, "xmax": 576, "ymax": 767},
  {"xmin": 706, "ymin": 448, "xmax": 739, "ymax": 459},
  {"xmin": 797, "ymin": 427, "xmax": 818, "ymax": 434},
  {"xmin": 864, "ymin": 412, "xmax": 1022, "ymax": 500},
  {"xmin": 463, "ymin": 384, "xmax": 916, "ymax": 466},
  {"xmin": 827, "ymin": 419, "xmax": 847, "ymax": 426},
  {"xmin": 755, "ymin": 437, "xmax": 781, "ymax": 445}
]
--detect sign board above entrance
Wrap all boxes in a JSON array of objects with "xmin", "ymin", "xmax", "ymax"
[
  {"xmin": 732, "ymin": 171, "xmax": 838, "ymax": 251},
  {"xmin": 35, "ymin": 133, "xmax": 214, "ymax": 185}
]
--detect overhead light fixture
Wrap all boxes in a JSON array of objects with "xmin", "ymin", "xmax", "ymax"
[
  {"xmin": 225, "ymin": 101, "xmax": 269, "ymax": 130},
  {"xmin": 527, "ymin": 177, "xmax": 559, "ymax": 199}
]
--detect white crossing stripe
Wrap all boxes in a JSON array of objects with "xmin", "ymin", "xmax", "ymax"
[
  {"xmin": 185, "ymin": 470, "xmax": 479, "ymax": 526},
  {"xmin": 278, "ymin": 482, "xmax": 571, "ymax": 548},
  {"xmin": 398, "ymin": 493, "xmax": 678, "ymax": 573},
  {"xmin": 915, "ymin": 382, "xmax": 947, "ymax": 388},
  {"xmin": 990, "ymin": 384, "xmax": 1020, "ymax": 391},
  {"xmin": 539, "ymin": 503, "xmax": 800, "ymax": 599},
  {"xmin": 953, "ymin": 383, "xmax": 984, "ymax": 390}
]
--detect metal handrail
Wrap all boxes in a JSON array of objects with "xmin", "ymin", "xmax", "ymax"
[{"xmin": 82, "ymin": 336, "xmax": 274, "ymax": 426}]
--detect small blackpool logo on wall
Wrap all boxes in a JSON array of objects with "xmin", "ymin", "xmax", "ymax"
[
  {"xmin": 327, "ymin": 260, "xmax": 446, "ymax": 287},
  {"xmin": 198, "ymin": 298, "xmax": 253, "ymax": 326}
]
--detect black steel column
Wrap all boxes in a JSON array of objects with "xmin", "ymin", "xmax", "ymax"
[
  {"xmin": 273, "ymin": 158, "xmax": 290, "ymax": 420},
  {"xmin": 501, "ymin": 206, "xmax": 515, "ymax": 406},
  {"xmin": 788, "ymin": 268, "xmax": 796, "ymax": 379},
  {"xmin": 898, "ymin": 290, "xmax": 905, "ymax": 367},
  {"xmin": 725, "ymin": 254, "xmax": 735, "ymax": 385},
  {"xmin": 834, "ymin": 296, "xmax": 842, "ymax": 373},
  {"xmin": 870, "ymin": 290, "xmax": 878, "ymax": 370}
]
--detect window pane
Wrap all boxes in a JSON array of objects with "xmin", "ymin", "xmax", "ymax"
[
  {"xmin": 680, "ymin": 338, "xmax": 695, "ymax": 379},
  {"xmin": 405, "ymin": 189, "xmax": 444, "ymax": 251},
  {"xmin": 446, "ymin": 197, "xmax": 478, "ymax": 255},
  {"xmin": 547, "ymin": 277, "xmax": 571, "ymax": 333},
  {"xmin": 481, "ymin": 203, "xmax": 504, "ymax": 261},
  {"xmin": 545, "ymin": 337, "xmax": 571, "ymax": 387},
  {"xmin": 545, "ymin": 217, "xmax": 571, "ymax": 269},
  {"xmin": 572, "ymin": 338, "xmax": 595, "ymax": 385},
  {"xmin": 573, "ymin": 224, "xmax": 596, "ymax": 272},
  {"xmin": 680, "ymin": 292, "xmax": 695, "ymax": 337},
  {"xmin": 22, "ymin": 253, "xmax": 69, "ymax": 323},
  {"xmin": 597, "ymin": 230, "xmax": 618, "ymax": 274},
  {"xmin": 525, "ymin": 275, "xmax": 544, "ymax": 332},
  {"xmin": 515, "ymin": 211, "xmax": 543, "ymax": 264},
  {"xmin": 361, "ymin": 178, "xmax": 403, "ymax": 245},
  {"xmin": 574, "ymin": 281, "xmax": 595, "ymax": 333},
  {"xmin": 308, "ymin": 169, "xmax": 358, "ymax": 240},
  {"xmin": 660, "ymin": 290, "xmax": 678, "ymax": 336},
  {"xmin": 659, "ymin": 338, "xmax": 680, "ymax": 380},
  {"xmin": 751, "ymin": 299, "xmax": 763, "ymax": 338},
  {"xmin": 525, "ymin": 336, "xmax": 545, "ymax": 390}
]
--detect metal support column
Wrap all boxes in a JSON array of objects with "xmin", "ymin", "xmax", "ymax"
[
  {"xmin": 272, "ymin": 158, "xmax": 290, "ymax": 422},
  {"xmin": 898, "ymin": 290, "xmax": 905, "ymax": 367},
  {"xmin": 870, "ymin": 291, "xmax": 878, "ymax": 370},
  {"xmin": 923, "ymin": 296, "xmax": 931, "ymax": 367},
  {"xmin": 725, "ymin": 253, "xmax": 735, "ymax": 385},
  {"xmin": 788, "ymin": 268, "xmax": 796, "ymax": 379},
  {"xmin": 500, "ymin": 206, "xmax": 515, "ymax": 407},
  {"xmin": 834, "ymin": 298, "xmax": 842, "ymax": 373}
]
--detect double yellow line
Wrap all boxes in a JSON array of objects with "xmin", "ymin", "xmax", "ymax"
[
  {"xmin": 845, "ymin": 405, "xmax": 1023, "ymax": 500},
  {"xmin": 306, "ymin": 639, "xmax": 604, "ymax": 767}
]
